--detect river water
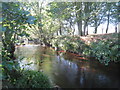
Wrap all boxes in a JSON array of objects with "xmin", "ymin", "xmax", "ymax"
[{"xmin": 15, "ymin": 45, "xmax": 120, "ymax": 88}]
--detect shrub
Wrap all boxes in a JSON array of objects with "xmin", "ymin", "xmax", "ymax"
[
  {"xmin": 15, "ymin": 70, "xmax": 52, "ymax": 88},
  {"xmin": 51, "ymin": 36, "xmax": 87, "ymax": 53},
  {"xmin": 83, "ymin": 40, "xmax": 120, "ymax": 65}
]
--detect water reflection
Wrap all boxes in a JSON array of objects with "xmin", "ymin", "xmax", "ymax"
[{"xmin": 15, "ymin": 45, "xmax": 120, "ymax": 88}]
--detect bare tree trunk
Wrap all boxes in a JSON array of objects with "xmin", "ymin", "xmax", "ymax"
[
  {"xmin": 106, "ymin": 11, "xmax": 110, "ymax": 33},
  {"xmin": 115, "ymin": 26, "xmax": 117, "ymax": 33},
  {"xmin": 38, "ymin": 1, "xmax": 44, "ymax": 40},
  {"xmin": 58, "ymin": 20, "xmax": 62, "ymax": 35},
  {"xmin": 57, "ymin": 31, "xmax": 59, "ymax": 36},
  {"xmin": 75, "ymin": 2, "xmax": 83, "ymax": 36},
  {"xmin": 94, "ymin": 15, "xmax": 98, "ymax": 34},
  {"xmin": 95, "ymin": 26, "xmax": 98, "ymax": 34},
  {"xmin": 73, "ymin": 27, "xmax": 75, "ymax": 36},
  {"xmin": 86, "ymin": 25, "xmax": 88, "ymax": 35},
  {"xmin": 77, "ymin": 21, "xmax": 82, "ymax": 36},
  {"xmin": 83, "ymin": 2, "xmax": 89, "ymax": 36},
  {"xmin": 83, "ymin": 21, "xmax": 87, "ymax": 35},
  {"xmin": 59, "ymin": 25, "xmax": 62, "ymax": 35},
  {"xmin": 69, "ymin": 21, "xmax": 73, "ymax": 35}
]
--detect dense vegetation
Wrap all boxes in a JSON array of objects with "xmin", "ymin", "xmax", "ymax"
[
  {"xmin": 50, "ymin": 33, "xmax": 120, "ymax": 65},
  {"xmin": 83, "ymin": 34, "xmax": 120, "ymax": 65},
  {"xmin": 3, "ymin": 70, "xmax": 52, "ymax": 88},
  {"xmin": 0, "ymin": 1, "xmax": 119, "ymax": 89},
  {"xmin": 1, "ymin": 2, "xmax": 52, "ymax": 88}
]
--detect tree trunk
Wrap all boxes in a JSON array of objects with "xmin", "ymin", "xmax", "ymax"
[
  {"xmin": 83, "ymin": 2, "xmax": 89, "ymax": 36},
  {"xmin": 83, "ymin": 21, "xmax": 87, "ymax": 35},
  {"xmin": 58, "ymin": 20, "xmax": 62, "ymax": 35},
  {"xmin": 69, "ymin": 21, "xmax": 72, "ymax": 35},
  {"xmin": 59, "ymin": 25, "xmax": 62, "ymax": 35},
  {"xmin": 106, "ymin": 12, "xmax": 110, "ymax": 33},
  {"xmin": 94, "ymin": 15, "xmax": 98, "ymax": 34},
  {"xmin": 115, "ymin": 26, "xmax": 117, "ymax": 33},
  {"xmin": 57, "ymin": 31, "xmax": 59, "ymax": 36},
  {"xmin": 86, "ymin": 25, "xmax": 88, "ymax": 35},
  {"xmin": 73, "ymin": 27, "xmax": 75, "ymax": 36},
  {"xmin": 77, "ymin": 21, "xmax": 82, "ymax": 36},
  {"xmin": 95, "ymin": 26, "xmax": 98, "ymax": 34},
  {"xmin": 75, "ymin": 2, "xmax": 83, "ymax": 36}
]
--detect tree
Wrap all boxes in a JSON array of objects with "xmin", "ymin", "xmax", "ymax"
[
  {"xmin": 22, "ymin": 2, "xmax": 44, "ymax": 43},
  {"xmin": 89, "ymin": 2, "xmax": 105, "ymax": 34},
  {"xmin": 23, "ymin": 2, "xmax": 61, "ymax": 45},
  {"xmin": 104, "ymin": 2, "xmax": 117, "ymax": 33},
  {"xmin": 75, "ymin": 2, "xmax": 83, "ymax": 36},
  {"xmin": 83, "ymin": 2, "xmax": 93, "ymax": 35},
  {"xmin": 109, "ymin": 2, "xmax": 119, "ymax": 33},
  {"xmin": 105, "ymin": 3, "xmax": 111, "ymax": 33},
  {"xmin": 2, "ymin": 2, "xmax": 35, "ymax": 60}
]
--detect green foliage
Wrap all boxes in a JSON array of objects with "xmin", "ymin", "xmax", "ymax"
[
  {"xmin": 2, "ymin": 51, "xmax": 21, "ymax": 80},
  {"xmin": 1, "ymin": 2, "xmax": 52, "ymax": 88},
  {"xmin": 51, "ymin": 36, "xmax": 88, "ymax": 53},
  {"xmin": 15, "ymin": 70, "xmax": 52, "ymax": 88},
  {"xmin": 2, "ymin": 2, "xmax": 36, "ymax": 61},
  {"xmin": 84, "ymin": 40, "xmax": 120, "ymax": 65},
  {"xmin": 2, "ymin": 70, "xmax": 52, "ymax": 88},
  {"xmin": 52, "ymin": 35, "xmax": 120, "ymax": 65},
  {"xmin": 2, "ymin": 2, "xmax": 35, "ymax": 36},
  {"xmin": 2, "ymin": 49, "xmax": 52, "ymax": 88}
]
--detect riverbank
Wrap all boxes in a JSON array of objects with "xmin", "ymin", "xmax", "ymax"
[
  {"xmin": 50, "ymin": 33, "xmax": 120, "ymax": 65},
  {"xmin": 14, "ymin": 45, "xmax": 120, "ymax": 88}
]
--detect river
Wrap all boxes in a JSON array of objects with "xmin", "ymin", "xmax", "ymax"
[{"xmin": 15, "ymin": 45, "xmax": 120, "ymax": 88}]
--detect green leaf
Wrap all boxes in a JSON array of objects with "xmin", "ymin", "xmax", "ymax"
[
  {"xmin": 2, "ymin": 27, "xmax": 6, "ymax": 31},
  {"xmin": 26, "ymin": 16, "xmax": 36, "ymax": 24}
]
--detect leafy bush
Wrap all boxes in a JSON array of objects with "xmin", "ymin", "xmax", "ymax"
[
  {"xmin": 51, "ymin": 35, "xmax": 120, "ymax": 65},
  {"xmin": 51, "ymin": 36, "xmax": 87, "ymax": 54},
  {"xmin": 83, "ymin": 40, "xmax": 120, "ymax": 65},
  {"xmin": 15, "ymin": 70, "xmax": 52, "ymax": 88},
  {"xmin": 2, "ymin": 47, "xmax": 52, "ymax": 88}
]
